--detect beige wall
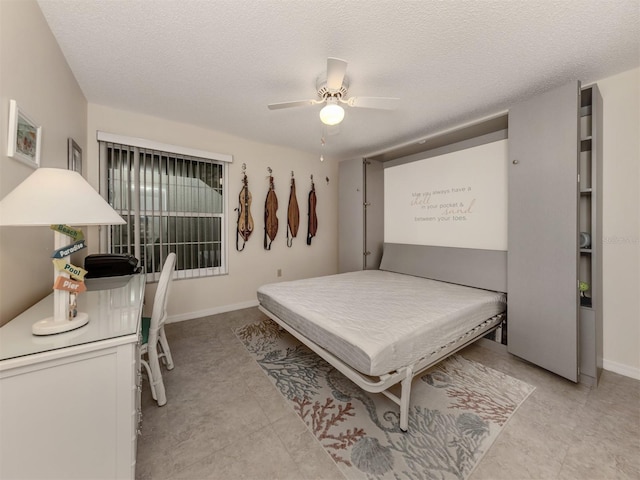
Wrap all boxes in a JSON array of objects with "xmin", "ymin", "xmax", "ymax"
[
  {"xmin": 86, "ymin": 104, "xmax": 339, "ymax": 321},
  {"xmin": 597, "ymin": 67, "xmax": 640, "ymax": 378},
  {"xmin": 0, "ymin": 0, "xmax": 87, "ymax": 325}
]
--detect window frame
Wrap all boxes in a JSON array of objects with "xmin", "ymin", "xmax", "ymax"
[{"xmin": 97, "ymin": 131, "xmax": 232, "ymax": 282}]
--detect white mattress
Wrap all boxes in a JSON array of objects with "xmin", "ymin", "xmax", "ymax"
[{"xmin": 257, "ymin": 270, "xmax": 506, "ymax": 376}]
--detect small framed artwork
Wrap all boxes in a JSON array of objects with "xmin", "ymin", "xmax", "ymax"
[
  {"xmin": 7, "ymin": 99, "xmax": 41, "ymax": 169},
  {"xmin": 68, "ymin": 138, "xmax": 82, "ymax": 175}
]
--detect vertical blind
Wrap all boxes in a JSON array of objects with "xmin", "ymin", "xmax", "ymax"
[{"xmin": 103, "ymin": 142, "xmax": 227, "ymax": 281}]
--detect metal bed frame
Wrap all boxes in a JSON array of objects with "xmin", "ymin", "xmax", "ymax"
[
  {"xmin": 259, "ymin": 305, "xmax": 504, "ymax": 431},
  {"xmin": 258, "ymin": 243, "xmax": 508, "ymax": 432}
]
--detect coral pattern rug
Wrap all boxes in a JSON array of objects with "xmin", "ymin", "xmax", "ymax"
[{"xmin": 235, "ymin": 319, "xmax": 534, "ymax": 480}]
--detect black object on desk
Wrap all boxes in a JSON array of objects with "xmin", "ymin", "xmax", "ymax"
[{"xmin": 85, "ymin": 253, "xmax": 141, "ymax": 278}]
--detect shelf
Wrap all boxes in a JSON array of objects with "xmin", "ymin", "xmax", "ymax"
[
  {"xmin": 580, "ymin": 188, "xmax": 592, "ymax": 195},
  {"xmin": 580, "ymin": 248, "xmax": 592, "ymax": 254}
]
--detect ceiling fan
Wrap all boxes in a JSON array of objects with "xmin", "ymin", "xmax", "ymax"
[{"xmin": 267, "ymin": 57, "xmax": 400, "ymax": 126}]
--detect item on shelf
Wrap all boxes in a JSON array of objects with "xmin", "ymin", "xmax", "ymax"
[
  {"xmin": 579, "ymin": 281, "xmax": 591, "ymax": 307},
  {"xmin": 579, "ymin": 281, "xmax": 590, "ymax": 294},
  {"xmin": 580, "ymin": 232, "xmax": 591, "ymax": 249}
]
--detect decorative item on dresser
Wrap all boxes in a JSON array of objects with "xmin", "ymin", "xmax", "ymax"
[{"xmin": 0, "ymin": 168, "xmax": 125, "ymax": 335}]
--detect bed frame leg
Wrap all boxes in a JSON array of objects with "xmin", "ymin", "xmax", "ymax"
[{"xmin": 399, "ymin": 365, "xmax": 414, "ymax": 432}]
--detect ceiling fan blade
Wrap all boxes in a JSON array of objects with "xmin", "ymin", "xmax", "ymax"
[
  {"xmin": 267, "ymin": 99, "xmax": 319, "ymax": 110},
  {"xmin": 326, "ymin": 57, "xmax": 348, "ymax": 92},
  {"xmin": 346, "ymin": 96, "xmax": 400, "ymax": 110}
]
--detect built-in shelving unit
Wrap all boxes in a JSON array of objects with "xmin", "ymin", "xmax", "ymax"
[
  {"xmin": 578, "ymin": 84, "xmax": 603, "ymax": 386},
  {"xmin": 507, "ymin": 81, "xmax": 603, "ymax": 385}
]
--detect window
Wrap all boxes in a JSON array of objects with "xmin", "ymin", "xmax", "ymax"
[{"xmin": 98, "ymin": 133, "xmax": 231, "ymax": 281}]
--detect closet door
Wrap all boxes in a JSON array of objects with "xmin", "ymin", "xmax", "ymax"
[
  {"xmin": 338, "ymin": 158, "xmax": 364, "ymax": 273},
  {"xmin": 338, "ymin": 158, "xmax": 384, "ymax": 272},
  {"xmin": 363, "ymin": 159, "xmax": 384, "ymax": 270},
  {"xmin": 507, "ymin": 81, "xmax": 580, "ymax": 382}
]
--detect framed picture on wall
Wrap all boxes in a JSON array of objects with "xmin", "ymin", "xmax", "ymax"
[
  {"xmin": 7, "ymin": 99, "xmax": 41, "ymax": 169},
  {"xmin": 68, "ymin": 138, "xmax": 82, "ymax": 175}
]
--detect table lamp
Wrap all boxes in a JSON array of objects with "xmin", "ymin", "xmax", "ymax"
[{"xmin": 0, "ymin": 168, "xmax": 125, "ymax": 335}]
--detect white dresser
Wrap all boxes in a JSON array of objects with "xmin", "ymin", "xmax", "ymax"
[{"xmin": 0, "ymin": 274, "xmax": 145, "ymax": 480}]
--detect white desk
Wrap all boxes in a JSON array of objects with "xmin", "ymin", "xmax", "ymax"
[{"xmin": 0, "ymin": 274, "xmax": 145, "ymax": 480}]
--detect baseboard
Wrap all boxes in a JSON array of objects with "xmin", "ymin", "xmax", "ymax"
[
  {"xmin": 166, "ymin": 299, "xmax": 259, "ymax": 324},
  {"xmin": 603, "ymin": 358, "xmax": 640, "ymax": 381},
  {"xmin": 475, "ymin": 340, "xmax": 639, "ymax": 382}
]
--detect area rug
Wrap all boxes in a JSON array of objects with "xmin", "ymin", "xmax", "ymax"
[{"xmin": 235, "ymin": 319, "xmax": 535, "ymax": 480}]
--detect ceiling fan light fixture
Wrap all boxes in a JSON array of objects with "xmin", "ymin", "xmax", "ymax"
[{"xmin": 319, "ymin": 99, "xmax": 345, "ymax": 126}]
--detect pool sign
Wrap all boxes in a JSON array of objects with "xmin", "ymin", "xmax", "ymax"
[
  {"xmin": 52, "ymin": 258, "xmax": 87, "ymax": 281},
  {"xmin": 50, "ymin": 224, "xmax": 87, "ymax": 295}
]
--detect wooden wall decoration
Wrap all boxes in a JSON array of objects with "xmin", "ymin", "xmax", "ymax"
[
  {"xmin": 264, "ymin": 167, "xmax": 278, "ymax": 250},
  {"xmin": 286, "ymin": 171, "xmax": 300, "ymax": 247},
  {"xmin": 235, "ymin": 163, "xmax": 253, "ymax": 251}
]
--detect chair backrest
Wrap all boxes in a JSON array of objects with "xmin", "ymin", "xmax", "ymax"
[{"xmin": 147, "ymin": 253, "xmax": 176, "ymax": 343}]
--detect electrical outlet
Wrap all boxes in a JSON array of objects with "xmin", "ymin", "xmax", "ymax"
[{"xmin": 277, "ymin": 269, "xmax": 282, "ymax": 277}]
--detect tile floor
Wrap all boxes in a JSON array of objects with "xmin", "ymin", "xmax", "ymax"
[{"xmin": 136, "ymin": 308, "xmax": 640, "ymax": 480}]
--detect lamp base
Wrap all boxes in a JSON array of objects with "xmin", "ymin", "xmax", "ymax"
[{"xmin": 32, "ymin": 312, "xmax": 89, "ymax": 335}]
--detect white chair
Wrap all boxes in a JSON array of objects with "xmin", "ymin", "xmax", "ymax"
[{"xmin": 140, "ymin": 252, "xmax": 176, "ymax": 406}]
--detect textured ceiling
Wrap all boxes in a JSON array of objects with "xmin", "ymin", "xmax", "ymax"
[{"xmin": 37, "ymin": 0, "xmax": 640, "ymax": 161}]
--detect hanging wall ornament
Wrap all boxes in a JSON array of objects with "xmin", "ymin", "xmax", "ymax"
[
  {"xmin": 307, "ymin": 175, "xmax": 318, "ymax": 246},
  {"xmin": 286, "ymin": 171, "xmax": 300, "ymax": 247},
  {"xmin": 264, "ymin": 167, "xmax": 278, "ymax": 250},
  {"xmin": 235, "ymin": 163, "xmax": 254, "ymax": 251}
]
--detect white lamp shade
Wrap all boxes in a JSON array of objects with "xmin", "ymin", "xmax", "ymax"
[
  {"xmin": 0, "ymin": 168, "xmax": 125, "ymax": 226},
  {"xmin": 319, "ymin": 100, "xmax": 345, "ymax": 126}
]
